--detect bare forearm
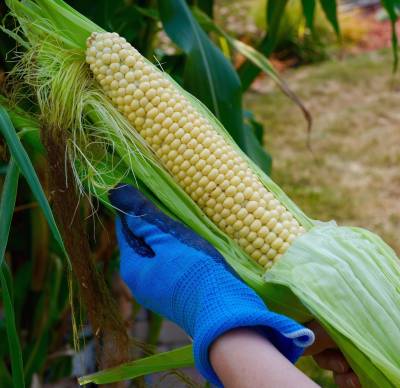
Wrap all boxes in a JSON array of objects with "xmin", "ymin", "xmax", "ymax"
[{"xmin": 210, "ymin": 328, "xmax": 319, "ymax": 388}]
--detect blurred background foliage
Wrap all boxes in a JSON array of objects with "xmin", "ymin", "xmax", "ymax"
[{"xmin": 0, "ymin": 0, "xmax": 398, "ymax": 386}]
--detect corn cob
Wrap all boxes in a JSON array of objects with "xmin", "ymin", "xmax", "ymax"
[{"xmin": 86, "ymin": 32, "xmax": 305, "ymax": 268}]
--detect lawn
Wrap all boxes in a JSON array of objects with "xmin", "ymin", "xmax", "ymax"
[{"xmin": 246, "ymin": 49, "xmax": 400, "ymax": 254}]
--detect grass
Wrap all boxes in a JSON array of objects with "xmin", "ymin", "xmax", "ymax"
[{"xmin": 246, "ymin": 48, "xmax": 400, "ymax": 254}]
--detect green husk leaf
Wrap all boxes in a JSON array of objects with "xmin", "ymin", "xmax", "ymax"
[
  {"xmin": 5, "ymin": 0, "xmax": 102, "ymax": 49},
  {"xmin": 265, "ymin": 224, "xmax": 400, "ymax": 387}
]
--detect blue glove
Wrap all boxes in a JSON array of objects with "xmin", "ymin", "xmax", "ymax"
[{"xmin": 109, "ymin": 184, "xmax": 314, "ymax": 386}]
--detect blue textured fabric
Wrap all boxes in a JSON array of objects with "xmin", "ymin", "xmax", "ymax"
[{"xmin": 109, "ymin": 184, "xmax": 315, "ymax": 386}]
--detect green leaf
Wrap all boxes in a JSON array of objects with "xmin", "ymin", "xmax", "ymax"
[
  {"xmin": 0, "ymin": 358, "xmax": 13, "ymax": 388},
  {"xmin": 0, "ymin": 107, "xmax": 71, "ymax": 269},
  {"xmin": 0, "ymin": 266, "xmax": 25, "ymax": 388},
  {"xmin": 237, "ymin": 0, "xmax": 288, "ymax": 90},
  {"xmin": 381, "ymin": 0, "xmax": 399, "ymax": 71},
  {"xmin": 24, "ymin": 257, "xmax": 65, "ymax": 382},
  {"xmin": 0, "ymin": 160, "xmax": 25, "ymax": 388},
  {"xmin": 0, "ymin": 158, "xmax": 19, "ymax": 267},
  {"xmin": 319, "ymin": 0, "xmax": 340, "ymax": 36},
  {"xmin": 192, "ymin": 7, "xmax": 311, "ymax": 135},
  {"xmin": 301, "ymin": 0, "xmax": 316, "ymax": 31},
  {"xmin": 78, "ymin": 345, "xmax": 194, "ymax": 385}
]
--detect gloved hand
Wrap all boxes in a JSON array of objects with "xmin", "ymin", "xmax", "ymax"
[{"xmin": 109, "ymin": 184, "xmax": 314, "ymax": 386}]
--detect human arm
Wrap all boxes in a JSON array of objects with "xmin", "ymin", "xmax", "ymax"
[
  {"xmin": 210, "ymin": 328, "xmax": 318, "ymax": 388},
  {"xmin": 209, "ymin": 322, "xmax": 361, "ymax": 388}
]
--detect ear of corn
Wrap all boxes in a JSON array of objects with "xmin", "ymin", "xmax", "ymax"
[{"xmin": 86, "ymin": 32, "xmax": 305, "ymax": 268}]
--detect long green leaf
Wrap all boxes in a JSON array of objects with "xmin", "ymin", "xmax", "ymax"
[
  {"xmin": 78, "ymin": 345, "xmax": 194, "ymax": 385},
  {"xmin": 381, "ymin": 0, "xmax": 399, "ymax": 71},
  {"xmin": 0, "ymin": 107, "xmax": 71, "ymax": 269},
  {"xmin": 319, "ymin": 0, "xmax": 340, "ymax": 36},
  {"xmin": 0, "ymin": 158, "xmax": 25, "ymax": 388},
  {"xmin": 0, "ymin": 158, "xmax": 19, "ymax": 267},
  {"xmin": 0, "ymin": 358, "xmax": 13, "ymax": 387},
  {"xmin": 24, "ymin": 256, "xmax": 64, "ymax": 382},
  {"xmin": 192, "ymin": 7, "xmax": 311, "ymax": 131},
  {"xmin": 0, "ymin": 266, "xmax": 25, "ymax": 388}
]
